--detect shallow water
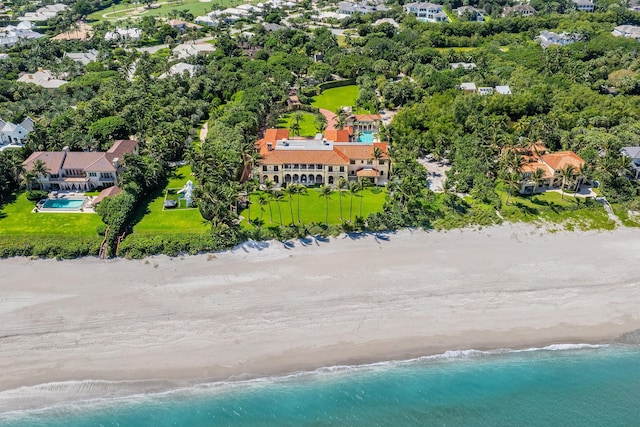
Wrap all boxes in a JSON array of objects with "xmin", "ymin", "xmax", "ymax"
[{"xmin": 2, "ymin": 344, "xmax": 639, "ymax": 427}]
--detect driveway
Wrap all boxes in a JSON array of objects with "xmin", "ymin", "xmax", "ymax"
[{"xmin": 417, "ymin": 158, "xmax": 451, "ymax": 193}]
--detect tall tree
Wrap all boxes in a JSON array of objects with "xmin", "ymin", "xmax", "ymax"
[
  {"xmin": 319, "ymin": 184, "xmax": 333, "ymax": 225},
  {"xmin": 336, "ymin": 176, "xmax": 347, "ymax": 220}
]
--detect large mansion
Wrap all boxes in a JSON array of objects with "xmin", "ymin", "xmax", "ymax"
[
  {"xmin": 518, "ymin": 144, "xmax": 585, "ymax": 194},
  {"xmin": 22, "ymin": 140, "xmax": 139, "ymax": 191},
  {"xmin": 256, "ymin": 127, "xmax": 390, "ymax": 187},
  {"xmin": 1, "ymin": 116, "xmax": 34, "ymax": 148}
]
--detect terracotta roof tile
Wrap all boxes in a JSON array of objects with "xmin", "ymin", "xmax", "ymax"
[
  {"xmin": 541, "ymin": 151, "xmax": 585, "ymax": 171},
  {"xmin": 261, "ymin": 150, "xmax": 349, "ymax": 165},
  {"xmin": 324, "ymin": 129, "xmax": 351, "ymax": 142},
  {"xmin": 22, "ymin": 151, "xmax": 65, "ymax": 173},
  {"xmin": 356, "ymin": 168, "xmax": 380, "ymax": 177},
  {"xmin": 354, "ymin": 114, "xmax": 382, "ymax": 122}
]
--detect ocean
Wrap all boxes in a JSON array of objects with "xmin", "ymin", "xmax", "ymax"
[{"xmin": 2, "ymin": 344, "xmax": 640, "ymax": 427}]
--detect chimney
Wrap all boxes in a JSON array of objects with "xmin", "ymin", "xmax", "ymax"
[
  {"xmin": 112, "ymin": 157, "xmax": 120, "ymax": 168},
  {"xmin": 62, "ymin": 146, "xmax": 70, "ymax": 152},
  {"xmin": 267, "ymin": 142, "xmax": 273, "ymax": 151}
]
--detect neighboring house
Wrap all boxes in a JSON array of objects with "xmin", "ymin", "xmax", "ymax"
[
  {"xmin": 404, "ymin": 2, "xmax": 449, "ymax": 23},
  {"xmin": 502, "ymin": 4, "xmax": 536, "ymax": 17},
  {"xmin": 263, "ymin": 22, "xmax": 285, "ymax": 31},
  {"xmin": 478, "ymin": 87, "xmax": 494, "ymax": 96},
  {"xmin": 621, "ymin": 147, "xmax": 640, "ymax": 179},
  {"xmin": 18, "ymin": 3, "xmax": 67, "ymax": 22},
  {"xmin": 612, "ymin": 25, "xmax": 640, "ymax": 41},
  {"xmin": 21, "ymin": 140, "xmax": 139, "ymax": 191},
  {"xmin": 0, "ymin": 23, "xmax": 43, "ymax": 47},
  {"xmin": 450, "ymin": 62, "xmax": 476, "ymax": 70},
  {"xmin": 0, "ymin": 116, "xmax": 33, "ymax": 147},
  {"xmin": 172, "ymin": 43, "xmax": 216, "ymax": 59},
  {"xmin": 104, "ymin": 28, "xmax": 142, "ymax": 41},
  {"xmin": 167, "ymin": 19, "xmax": 202, "ymax": 31},
  {"xmin": 536, "ymin": 31, "xmax": 581, "ymax": 48},
  {"xmin": 159, "ymin": 62, "xmax": 196, "ymax": 79},
  {"xmin": 517, "ymin": 144, "xmax": 585, "ymax": 194},
  {"xmin": 256, "ymin": 129, "xmax": 390, "ymax": 186},
  {"xmin": 455, "ymin": 5, "xmax": 485, "ymax": 22},
  {"xmin": 459, "ymin": 82, "xmax": 477, "ymax": 93},
  {"xmin": 495, "ymin": 85, "xmax": 512, "ymax": 95},
  {"xmin": 573, "ymin": 0, "xmax": 595, "ymax": 12},
  {"xmin": 346, "ymin": 114, "xmax": 382, "ymax": 133},
  {"xmin": 17, "ymin": 69, "xmax": 67, "ymax": 88},
  {"xmin": 64, "ymin": 49, "xmax": 98, "ymax": 65},
  {"xmin": 338, "ymin": 1, "xmax": 387, "ymax": 15}
]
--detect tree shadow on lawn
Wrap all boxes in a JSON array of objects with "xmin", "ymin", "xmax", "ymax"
[
  {"xmin": 0, "ymin": 192, "xmax": 19, "ymax": 221},
  {"xmin": 514, "ymin": 201, "xmax": 539, "ymax": 216}
]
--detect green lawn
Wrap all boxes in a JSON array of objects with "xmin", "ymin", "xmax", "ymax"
[
  {"xmin": 131, "ymin": 165, "xmax": 210, "ymax": 234},
  {"xmin": 311, "ymin": 85, "xmax": 368, "ymax": 113},
  {"xmin": 498, "ymin": 190, "xmax": 615, "ymax": 230},
  {"xmin": 87, "ymin": 0, "xmax": 246, "ymax": 22},
  {"xmin": 277, "ymin": 112, "xmax": 318, "ymax": 137},
  {"xmin": 0, "ymin": 193, "xmax": 103, "ymax": 236},
  {"xmin": 240, "ymin": 187, "xmax": 386, "ymax": 227}
]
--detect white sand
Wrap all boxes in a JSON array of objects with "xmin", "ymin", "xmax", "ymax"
[{"xmin": 1, "ymin": 224, "xmax": 640, "ymax": 411}]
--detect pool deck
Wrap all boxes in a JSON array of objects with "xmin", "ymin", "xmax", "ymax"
[{"xmin": 33, "ymin": 191, "xmax": 96, "ymax": 214}]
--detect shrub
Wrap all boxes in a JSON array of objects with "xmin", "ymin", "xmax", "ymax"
[{"xmin": 26, "ymin": 190, "xmax": 47, "ymax": 202}]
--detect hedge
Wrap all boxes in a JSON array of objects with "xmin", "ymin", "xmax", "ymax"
[
  {"xmin": 0, "ymin": 235, "xmax": 102, "ymax": 259},
  {"xmin": 317, "ymin": 78, "xmax": 357, "ymax": 93},
  {"xmin": 117, "ymin": 232, "xmax": 241, "ymax": 259}
]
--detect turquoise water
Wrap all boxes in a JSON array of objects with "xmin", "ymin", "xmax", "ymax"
[
  {"xmin": 3, "ymin": 345, "xmax": 640, "ymax": 426},
  {"xmin": 357, "ymin": 131, "xmax": 374, "ymax": 143},
  {"xmin": 42, "ymin": 199, "xmax": 84, "ymax": 209}
]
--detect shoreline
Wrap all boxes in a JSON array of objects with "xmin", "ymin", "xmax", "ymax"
[{"xmin": 2, "ymin": 224, "xmax": 640, "ymax": 411}]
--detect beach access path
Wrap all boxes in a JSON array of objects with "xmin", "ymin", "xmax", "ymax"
[{"xmin": 2, "ymin": 224, "xmax": 640, "ymax": 410}]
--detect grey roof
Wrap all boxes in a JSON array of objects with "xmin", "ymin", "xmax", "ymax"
[
  {"xmin": 622, "ymin": 147, "xmax": 640, "ymax": 159},
  {"xmin": 20, "ymin": 116, "xmax": 34, "ymax": 132},
  {"xmin": 64, "ymin": 49, "xmax": 98, "ymax": 65}
]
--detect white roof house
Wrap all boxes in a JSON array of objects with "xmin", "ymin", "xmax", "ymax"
[
  {"xmin": 104, "ymin": 28, "xmax": 142, "ymax": 41},
  {"xmin": 159, "ymin": 62, "xmax": 196, "ymax": 79},
  {"xmin": 612, "ymin": 25, "xmax": 640, "ymax": 41},
  {"xmin": 450, "ymin": 62, "xmax": 476, "ymax": 70},
  {"xmin": 404, "ymin": 2, "xmax": 449, "ymax": 23},
  {"xmin": 64, "ymin": 49, "xmax": 98, "ymax": 65},
  {"xmin": 478, "ymin": 87, "xmax": 494, "ymax": 96},
  {"xmin": 1, "ymin": 116, "xmax": 34, "ymax": 147},
  {"xmin": 17, "ymin": 69, "xmax": 67, "ymax": 88},
  {"xmin": 18, "ymin": 3, "xmax": 67, "ymax": 22},
  {"xmin": 0, "ymin": 25, "xmax": 43, "ymax": 47},
  {"xmin": 536, "ymin": 31, "xmax": 581, "ymax": 48},
  {"xmin": 459, "ymin": 82, "xmax": 477, "ymax": 92},
  {"xmin": 172, "ymin": 43, "xmax": 216, "ymax": 60},
  {"xmin": 573, "ymin": 0, "xmax": 595, "ymax": 12},
  {"xmin": 455, "ymin": 5, "xmax": 485, "ymax": 21},
  {"xmin": 495, "ymin": 85, "xmax": 512, "ymax": 95}
]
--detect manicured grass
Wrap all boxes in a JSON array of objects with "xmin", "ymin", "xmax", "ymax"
[
  {"xmin": 311, "ymin": 85, "xmax": 371, "ymax": 113},
  {"xmin": 88, "ymin": 0, "xmax": 226, "ymax": 22},
  {"xmin": 277, "ymin": 112, "xmax": 319, "ymax": 137},
  {"xmin": 498, "ymin": 190, "xmax": 615, "ymax": 230},
  {"xmin": 611, "ymin": 203, "xmax": 640, "ymax": 227},
  {"xmin": 239, "ymin": 187, "xmax": 386, "ymax": 227},
  {"xmin": 0, "ymin": 193, "xmax": 103, "ymax": 236},
  {"xmin": 132, "ymin": 165, "xmax": 209, "ymax": 234}
]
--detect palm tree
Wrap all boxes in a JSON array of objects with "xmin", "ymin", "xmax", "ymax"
[
  {"xmin": 264, "ymin": 179, "xmax": 275, "ymax": 223},
  {"xmin": 273, "ymin": 189, "xmax": 285, "ymax": 224},
  {"xmin": 295, "ymin": 184, "xmax": 307, "ymax": 223},
  {"xmin": 257, "ymin": 195, "xmax": 267, "ymax": 224},
  {"xmin": 21, "ymin": 171, "xmax": 37, "ymax": 191},
  {"xmin": 531, "ymin": 167, "xmax": 545, "ymax": 193},
  {"xmin": 31, "ymin": 160, "xmax": 49, "ymax": 190},
  {"xmin": 336, "ymin": 177, "xmax": 347, "ymax": 220},
  {"xmin": 284, "ymin": 184, "xmax": 297, "ymax": 224},
  {"xmin": 348, "ymin": 180, "xmax": 360, "ymax": 222},
  {"xmin": 503, "ymin": 171, "xmax": 522, "ymax": 205},
  {"xmin": 291, "ymin": 111, "xmax": 304, "ymax": 136},
  {"xmin": 314, "ymin": 114, "xmax": 327, "ymax": 134},
  {"xmin": 559, "ymin": 164, "xmax": 576, "ymax": 199},
  {"xmin": 319, "ymin": 185, "xmax": 333, "ymax": 225},
  {"xmin": 358, "ymin": 177, "xmax": 367, "ymax": 217}
]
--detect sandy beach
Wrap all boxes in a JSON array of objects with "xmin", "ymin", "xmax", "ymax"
[{"xmin": 1, "ymin": 224, "xmax": 640, "ymax": 411}]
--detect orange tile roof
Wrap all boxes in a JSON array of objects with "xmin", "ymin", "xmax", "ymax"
[
  {"xmin": 334, "ymin": 142, "xmax": 389, "ymax": 160},
  {"xmin": 357, "ymin": 168, "xmax": 380, "ymax": 177},
  {"xmin": 261, "ymin": 150, "xmax": 349, "ymax": 165},
  {"xmin": 324, "ymin": 129, "xmax": 351, "ymax": 142},
  {"xmin": 22, "ymin": 151, "xmax": 65, "ymax": 173},
  {"xmin": 541, "ymin": 151, "xmax": 585, "ymax": 171},
  {"xmin": 520, "ymin": 161, "xmax": 552, "ymax": 178},
  {"xmin": 257, "ymin": 129, "xmax": 290, "ymax": 155},
  {"xmin": 92, "ymin": 186, "xmax": 122, "ymax": 205},
  {"xmin": 354, "ymin": 114, "xmax": 382, "ymax": 122}
]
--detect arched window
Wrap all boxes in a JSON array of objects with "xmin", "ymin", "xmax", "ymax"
[
  {"xmin": 285, "ymin": 174, "xmax": 291, "ymax": 183},
  {"xmin": 273, "ymin": 175, "xmax": 279, "ymax": 183},
  {"xmin": 263, "ymin": 175, "xmax": 268, "ymax": 183},
  {"xmin": 316, "ymin": 174, "xmax": 323, "ymax": 183},
  {"xmin": 328, "ymin": 176, "xmax": 334, "ymax": 184}
]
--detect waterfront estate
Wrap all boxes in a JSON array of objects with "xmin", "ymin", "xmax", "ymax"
[
  {"xmin": 22, "ymin": 140, "xmax": 138, "ymax": 191},
  {"xmin": 256, "ymin": 127, "xmax": 389, "ymax": 187},
  {"xmin": 517, "ymin": 144, "xmax": 586, "ymax": 194}
]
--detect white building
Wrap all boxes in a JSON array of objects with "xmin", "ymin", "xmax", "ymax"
[
  {"xmin": 104, "ymin": 28, "xmax": 142, "ymax": 41},
  {"xmin": 612, "ymin": 25, "xmax": 640, "ymax": 41},
  {"xmin": 455, "ymin": 5, "xmax": 485, "ymax": 22},
  {"xmin": 64, "ymin": 49, "xmax": 98, "ymax": 65},
  {"xmin": 172, "ymin": 43, "xmax": 216, "ymax": 60},
  {"xmin": 18, "ymin": 3, "xmax": 67, "ymax": 22},
  {"xmin": 502, "ymin": 4, "xmax": 536, "ymax": 17},
  {"xmin": 17, "ymin": 69, "xmax": 67, "ymax": 89},
  {"xmin": 159, "ymin": 62, "xmax": 196, "ymax": 79},
  {"xmin": 450, "ymin": 62, "xmax": 477, "ymax": 70},
  {"xmin": 404, "ymin": 2, "xmax": 449, "ymax": 22},
  {"xmin": 0, "ymin": 116, "xmax": 34, "ymax": 147},
  {"xmin": 573, "ymin": 0, "xmax": 595, "ymax": 12},
  {"xmin": 536, "ymin": 31, "xmax": 581, "ymax": 48},
  {"xmin": 338, "ymin": 1, "xmax": 387, "ymax": 15},
  {"xmin": 0, "ymin": 23, "xmax": 43, "ymax": 47},
  {"xmin": 495, "ymin": 85, "xmax": 512, "ymax": 95}
]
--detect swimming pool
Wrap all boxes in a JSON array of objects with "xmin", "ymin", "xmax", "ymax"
[
  {"xmin": 42, "ymin": 199, "xmax": 84, "ymax": 210},
  {"xmin": 358, "ymin": 131, "xmax": 375, "ymax": 143}
]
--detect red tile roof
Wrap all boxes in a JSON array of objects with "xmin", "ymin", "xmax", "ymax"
[
  {"xmin": 261, "ymin": 149, "xmax": 349, "ymax": 165},
  {"xmin": 324, "ymin": 128, "xmax": 351, "ymax": 142},
  {"xmin": 22, "ymin": 151, "xmax": 65, "ymax": 173},
  {"xmin": 354, "ymin": 114, "xmax": 382, "ymax": 122},
  {"xmin": 541, "ymin": 151, "xmax": 585, "ymax": 171},
  {"xmin": 356, "ymin": 168, "xmax": 380, "ymax": 177},
  {"xmin": 92, "ymin": 186, "xmax": 122, "ymax": 205}
]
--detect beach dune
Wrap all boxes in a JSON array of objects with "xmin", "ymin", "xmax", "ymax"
[{"xmin": 1, "ymin": 224, "xmax": 640, "ymax": 411}]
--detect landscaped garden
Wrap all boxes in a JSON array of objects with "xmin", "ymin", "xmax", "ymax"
[
  {"xmin": 277, "ymin": 112, "xmax": 318, "ymax": 137},
  {"xmin": 239, "ymin": 187, "xmax": 386, "ymax": 227},
  {"xmin": 131, "ymin": 165, "xmax": 209, "ymax": 235},
  {"xmin": 87, "ymin": 0, "xmax": 239, "ymax": 22}
]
